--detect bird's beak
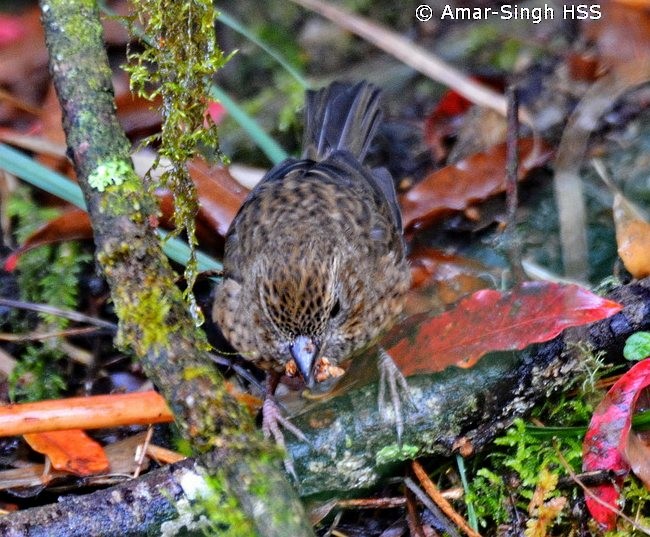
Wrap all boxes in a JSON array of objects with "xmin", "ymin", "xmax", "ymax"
[{"xmin": 290, "ymin": 335, "xmax": 319, "ymax": 387}]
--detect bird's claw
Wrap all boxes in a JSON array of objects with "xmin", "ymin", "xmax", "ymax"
[
  {"xmin": 262, "ymin": 396, "xmax": 308, "ymax": 479},
  {"xmin": 377, "ymin": 348, "xmax": 415, "ymax": 446}
]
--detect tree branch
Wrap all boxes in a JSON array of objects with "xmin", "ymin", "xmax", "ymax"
[{"xmin": 19, "ymin": 1, "xmax": 314, "ymax": 535}]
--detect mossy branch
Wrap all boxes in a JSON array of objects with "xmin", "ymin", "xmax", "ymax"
[{"xmin": 16, "ymin": 1, "xmax": 315, "ymax": 535}]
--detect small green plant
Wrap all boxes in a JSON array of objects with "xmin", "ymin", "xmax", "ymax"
[
  {"xmin": 624, "ymin": 332, "xmax": 650, "ymax": 362},
  {"xmin": 9, "ymin": 345, "xmax": 67, "ymax": 402},
  {"xmin": 605, "ymin": 476, "xmax": 650, "ymax": 536},
  {"xmin": 6, "ymin": 187, "xmax": 91, "ymax": 401},
  {"xmin": 467, "ymin": 417, "xmax": 583, "ymax": 531},
  {"xmin": 466, "ymin": 341, "xmax": 650, "ymax": 535},
  {"xmin": 467, "ymin": 345, "xmax": 606, "ymax": 533}
]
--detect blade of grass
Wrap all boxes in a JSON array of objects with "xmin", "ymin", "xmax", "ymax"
[
  {"xmin": 526, "ymin": 425, "xmax": 587, "ymax": 439},
  {"xmin": 209, "ymin": 85, "xmax": 288, "ymax": 165},
  {"xmin": 217, "ymin": 9, "xmax": 309, "ymax": 90},
  {"xmin": 0, "ymin": 143, "xmax": 221, "ymax": 271},
  {"xmin": 0, "ymin": 143, "xmax": 86, "ymax": 208},
  {"xmin": 455, "ymin": 454, "xmax": 479, "ymax": 533}
]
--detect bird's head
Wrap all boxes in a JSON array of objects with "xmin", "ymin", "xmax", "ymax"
[{"xmin": 251, "ymin": 249, "xmax": 355, "ymax": 386}]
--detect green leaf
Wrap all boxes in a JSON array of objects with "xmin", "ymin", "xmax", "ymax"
[{"xmin": 624, "ymin": 332, "xmax": 650, "ymax": 361}]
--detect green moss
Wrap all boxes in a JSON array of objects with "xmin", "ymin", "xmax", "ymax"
[
  {"xmin": 7, "ymin": 187, "xmax": 91, "ymax": 401},
  {"xmin": 375, "ymin": 443, "xmax": 419, "ymax": 465},
  {"xmin": 115, "ymin": 284, "xmax": 175, "ymax": 355},
  {"xmin": 183, "ymin": 365, "xmax": 219, "ymax": 382},
  {"xmin": 195, "ymin": 472, "xmax": 258, "ymax": 536},
  {"xmin": 125, "ymin": 0, "xmax": 228, "ymax": 314}
]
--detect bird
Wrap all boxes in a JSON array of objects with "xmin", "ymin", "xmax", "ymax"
[{"xmin": 213, "ymin": 81, "xmax": 411, "ymax": 451}]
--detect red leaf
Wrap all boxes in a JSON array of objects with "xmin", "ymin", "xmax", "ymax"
[
  {"xmin": 583, "ymin": 359, "xmax": 650, "ymax": 529},
  {"xmin": 385, "ymin": 282, "xmax": 622, "ymax": 377},
  {"xmin": 424, "ymin": 75, "xmax": 504, "ymax": 161},
  {"xmin": 399, "ymin": 138, "xmax": 553, "ymax": 233},
  {"xmin": 3, "ymin": 253, "xmax": 18, "ymax": 272}
]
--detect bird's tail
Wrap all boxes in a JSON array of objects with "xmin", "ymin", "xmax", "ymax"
[{"xmin": 302, "ymin": 81, "xmax": 382, "ymax": 162}]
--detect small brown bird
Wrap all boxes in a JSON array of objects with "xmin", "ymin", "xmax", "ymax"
[{"xmin": 213, "ymin": 82, "xmax": 411, "ymax": 443}]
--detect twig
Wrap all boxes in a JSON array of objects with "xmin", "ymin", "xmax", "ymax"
[
  {"xmin": 405, "ymin": 484, "xmax": 427, "ymax": 537},
  {"xmin": 552, "ymin": 59, "xmax": 650, "ymax": 280},
  {"xmin": 289, "ymin": 0, "xmax": 532, "ymax": 127},
  {"xmin": 504, "ymin": 86, "xmax": 525, "ymax": 284},
  {"xmin": 323, "ymin": 511, "xmax": 343, "ymax": 537},
  {"xmin": 336, "ymin": 497, "xmax": 406, "ymax": 509},
  {"xmin": 133, "ymin": 425, "xmax": 153, "ymax": 479},
  {"xmin": 144, "ymin": 443, "xmax": 186, "ymax": 465},
  {"xmin": 0, "ymin": 297, "xmax": 116, "ymax": 330},
  {"xmin": 0, "ymin": 87, "xmax": 43, "ymax": 116},
  {"xmin": 412, "ymin": 460, "xmax": 482, "ymax": 537},
  {"xmin": 404, "ymin": 477, "xmax": 461, "ymax": 537},
  {"xmin": 553, "ymin": 442, "xmax": 650, "ymax": 535},
  {"xmin": 0, "ymin": 326, "xmax": 103, "ymax": 342}
]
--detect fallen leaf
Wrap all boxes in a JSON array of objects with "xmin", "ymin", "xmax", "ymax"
[
  {"xmin": 115, "ymin": 90, "xmax": 162, "ymax": 140},
  {"xmin": 3, "ymin": 206, "xmax": 93, "ymax": 271},
  {"xmin": 189, "ymin": 158, "xmax": 249, "ymax": 238},
  {"xmin": 23, "ymin": 429, "xmax": 109, "ymax": 476},
  {"xmin": 0, "ymin": 13, "xmax": 27, "ymax": 46},
  {"xmin": 0, "ymin": 431, "xmax": 150, "ymax": 491},
  {"xmin": 384, "ymin": 282, "xmax": 622, "ymax": 377},
  {"xmin": 405, "ymin": 247, "xmax": 495, "ymax": 316},
  {"xmin": 583, "ymin": 359, "xmax": 650, "ymax": 529},
  {"xmin": 582, "ymin": 2, "xmax": 650, "ymax": 73},
  {"xmin": 0, "ymin": 7, "xmax": 49, "ymax": 124},
  {"xmin": 612, "ymin": 192, "xmax": 650, "ymax": 278},
  {"xmin": 400, "ymin": 138, "xmax": 553, "ymax": 232}
]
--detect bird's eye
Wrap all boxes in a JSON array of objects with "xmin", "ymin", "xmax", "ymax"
[{"xmin": 329, "ymin": 299, "xmax": 341, "ymax": 319}]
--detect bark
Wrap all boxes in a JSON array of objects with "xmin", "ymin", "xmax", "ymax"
[
  {"xmin": 25, "ymin": 1, "xmax": 314, "ymax": 535},
  {"xmin": 0, "ymin": 460, "xmax": 195, "ymax": 537}
]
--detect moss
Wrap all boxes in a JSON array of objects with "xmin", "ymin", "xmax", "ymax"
[
  {"xmin": 125, "ymin": 0, "xmax": 228, "ymax": 307},
  {"xmin": 375, "ymin": 444, "xmax": 420, "ymax": 465},
  {"xmin": 114, "ymin": 284, "xmax": 176, "ymax": 355},
  {"xmin": 184, "ymin": 472, "xmax": 258, "ymax": 537}
]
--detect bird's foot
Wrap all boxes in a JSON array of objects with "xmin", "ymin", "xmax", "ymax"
[
  {"xmin": 262, "ymin": 395, "xmax": 308, "ymax": 479},
  {"xmin": 377, "ymin": 348, "xmax": 415, "ymax": 445}
]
